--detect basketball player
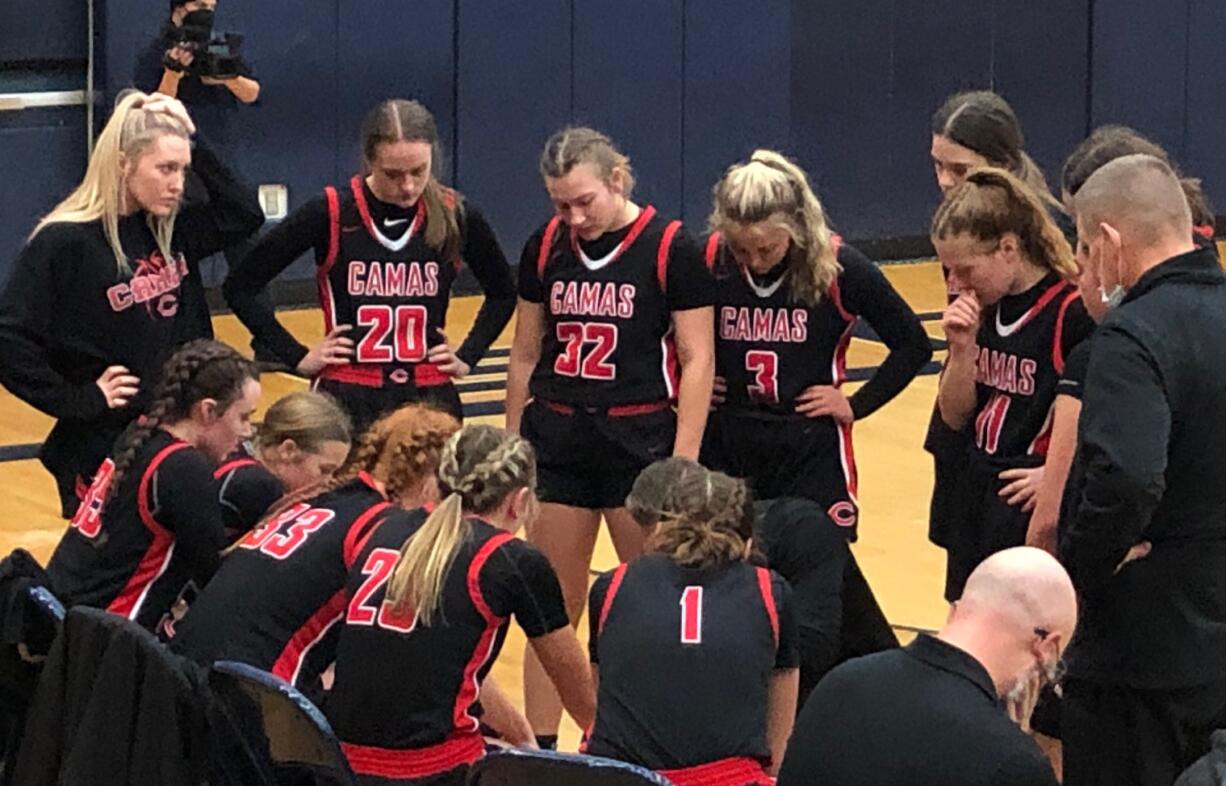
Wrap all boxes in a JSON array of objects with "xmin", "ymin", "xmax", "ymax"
[
  {"xmin": 224, "ymin": 99, "xmax": 515, "ymax": 430},
  {"xmin": 46, "ymin": 340, "xmax": 260, "ymax": 632},
  {"xmin": 932, "ymin": 167, "xmax": 1094, "ymax": 601},
  {"xmin": 169, "ymin": 404, "xmax": 459, "ymax": 690},
  {"xmin": 504, "ymin": 127, "xmax": 715, "ymax": 746},
  {"xmin": 330, "ymin": 426, "xmax": 595, "ymax": 786},
  {"xmin": 587, "ymin": 463, "xmax": 798, "ymax": 785},
  {"xmin": 214, "ymin": 390, "xmax": 352, "ymax": 539}
]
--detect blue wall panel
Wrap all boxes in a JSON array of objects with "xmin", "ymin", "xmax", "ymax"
[
  {"xmin": 454, "ymin": 0, "xmax": 571, "ymax": 258},
  {"xmin": 1182, "ymin": 0, "xmax": 1226, "ymax": 211},
  {"xmin": 334, "ymin": 0, "xmax": 455, "ymax": 181},
  {"xmin": 684, "ymin": 0, "xmax": 790, "ymax": 227},
  {"xmin": 0, "ymin": 1, "xmax": 86, "ymax": 62},
  {"xmin": 572, "ymin": 0, "xmax": 685, "ymax": 220}
]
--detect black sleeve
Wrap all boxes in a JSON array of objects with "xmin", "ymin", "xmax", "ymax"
[
  {"xmin": 222, "ymin": 196, "xmax": 332, "ymax": 368},
  {"xmin": 587, "ymin": 571, "xmax": 614, "ymax": 664},
  {"xmin": 756, "ymin": 499, "xmax": 847, "ymax": 679},
  {"xmin": 665, "ymin": 228, "xmax": 716, "ymax": 311},
  {"xmin": 992, "ymin": 749, "xmax": 1061, "ymax": 786},
  {"xmin": 1059, "ymin": 297, "xmax": 1096, "ymax": 362},
  {"xmin": 173, "ymin": 137, "xmax": 264, "ymax": 264},
  {"xmin": 0, "ymin": 226, "xmax": 110, "ymax": 419},
  {"xmin": 1060, "ymin": 320, "xmax": 1167, "ymax": 598},
  {"xmin": 155, "ymin": 448, "xmax": 226, "ymax": 586},
  {"xmin": 838, "ymin": 247, "xmax": 933, "ymax": 420},
  {"xmin": 482, "ymin": 539, "xmax": 570, "ymax": 639},
  {"xmin": 1057, "ymin": 340, "xmax": 1093, "ymax": 401},
  {"xmin": 216, "ymin": 464, "xmax": 284, "ymax": 535},
  {"xmin": 455, "ymin": 204, "xmax": 516, "ymax": 368},
  {"xmin": 516, "ymin": 224, "xmax": 549, "ymax": 304},
  {"xmin": 771, "ymin": 572, "xmax": 800, "ymax": 669}
]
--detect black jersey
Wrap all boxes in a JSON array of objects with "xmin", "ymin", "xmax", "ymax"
[
  {"xmin": 170, "ymin": 474, "xmax": 393, "ymax": 688},
  {"xmin": 585, "ymin": 553, "xmax": 797, "ymax": 777},
  {"xmin": 708, "ymin": 233, "xmax": 929, "ymax": 417},
  {"xmin": 518, "ymin": 208, "xmax": 714, "ymax": 407},
  {"xmin": 330, "ymin": 512, "xmax": 568, "ymax": 780},
  {"xmin": 213, "ymin": 450, "xmax": 284, "ymax": 537},
  {"xmin": 971, "ymin": 276, "xmax": 1094, "ymax": 462},
  {"xmin": 46, "ymin": 430, "xmax": 225, "ymax": 631}
]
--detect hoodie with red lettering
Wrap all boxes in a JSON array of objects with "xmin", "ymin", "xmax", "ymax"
[{"xmin": 0, "ymin": 138, "xmax": 263, "ymax": 516}]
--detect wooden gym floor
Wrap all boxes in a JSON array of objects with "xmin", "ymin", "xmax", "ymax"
[{"xmin": 0, "ymin": 260, "xmax": 954, "ymax": 748}]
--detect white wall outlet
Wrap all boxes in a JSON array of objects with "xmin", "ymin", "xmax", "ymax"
[{"xmin": 258, "ymin": 184, "xmax": 289, "ymax": 220}]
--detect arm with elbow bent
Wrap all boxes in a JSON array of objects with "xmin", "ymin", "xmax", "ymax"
[
  {"xmin": 766, "ymin": 668, "xmax": 800, "ymax": 775},
  {"xmin": 528, "ymin": 626, "xmax": 597, "ymax": 731},
  {"xmin": 1025, "ymin": 395, "xmax": 1081, "ymax": 554},
  {"xmin": 938, "ymin": 292, "xmax": 981, "ymax": 430},
  {"xmin": 670, "ymin": 306, "xmax": 715, "ymax": 459},
  {"xmin": 479, "ymin": 677, "xmax": 536, "ymax": 747},
  {"xmin": 504, "ymin": 299, "xmax": 545, "ymax": 435}
]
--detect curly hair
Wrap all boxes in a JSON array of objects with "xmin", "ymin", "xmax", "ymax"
[{"xmin": 107, "ymin": 340, "xmax": 257, "ymax": 502}]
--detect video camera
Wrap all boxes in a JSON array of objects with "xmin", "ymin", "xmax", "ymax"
[{"xmin": 165, "ymin": 10, "xmax": 248, "ymax": 80}]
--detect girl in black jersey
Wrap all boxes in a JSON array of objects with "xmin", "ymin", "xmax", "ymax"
[
  {"xmin": 330, "ymin": 425, "xmax": 595, "ymax": 786},
  {"xmin": 505, "ymin": 127, "xmax": 715, "ymax": 744},
  {"xmin": 627, "ymin": 457, "xmax": 849, "ymax": 709},
  {"xmin": 170, "ymin": 404, "xmax": 459, "ymax": 689},
  {"xmin": 46, "ymin": 340, "xmax": 260, "ymax": 632},
  {"xmin": 0, "ymin": 92, "xmax": 263, "ymax": 518},
  {"xmin": 588, "ymin": 461, "xmax": 798, "ymax": 785},
  {"xmin": 933, "ymin": 167, "xmax": 1093, "ymax": 603},
  {"xmin": 224, "ymin": 99, "xmax": 516, "ymax": 429},
  {"xmin": 214, "ymin": 390, "xmax": 352, "ymax": 539}
]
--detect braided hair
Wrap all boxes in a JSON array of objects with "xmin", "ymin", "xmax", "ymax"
[
  {"xmin": 106, "ymin": 340, "xmax": 257, "ymax": 501},
  {"xmin": 385, "ymin": 425, "xmax": 536, "ymax": 626}
]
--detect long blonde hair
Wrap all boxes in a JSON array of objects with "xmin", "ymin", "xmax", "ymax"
[
  {"xmin": 33, "ymin": 91, "xmax": 191, "ymax": 275},
  {"xmin": 931, "ymin": 167, "xmax": 1079, "ymax": 281},
  {"xmin": 709, "ymin": 149, "xmax": 840, "ymax": 306},
  {"xmin": 384, "ymin": 425, "xmax": 536, "ymax": 627}
]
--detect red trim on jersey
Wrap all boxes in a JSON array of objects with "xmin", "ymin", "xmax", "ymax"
[
  {"xmin": 656, "ymin": 219, "xmax": 682, "ymax": 292},
  {"xmin": 754, "ymin": 567, "xmax": 780, "ymax": 649},
  {"xmin": 107, "ymin": 442, "xmax": 191, "ymax": 620},
  {"xmin": 828, "ymin": 279, "xmax": 854, "ymax": 325},
  {"xmin": 1028, "ymin": 403, "xmax": 1057, "ymax": 458},
  {"xmin": 413, "ymin": 363, "xmax": 451, "ymax": 387},
  {"xmin": 660, "ymin": 329, "xmax": 680, "ymax": 402},
  {"xmin": 351, "ymin": 175, "xmax": 425, "ymax": 245},
  {"xmin": 539, "ymin": 400, "xmax": 671, "ymax": 418},
  {"xmin": 213, "ymin": 457, "xmax": 258, "ymax": 480},
  {"xmin": 318, "ymin": 186, "xmax": 342, "ymax": 335},
  {"xmin": 1008, "ymin": 281, "xmax": 1069, "ymax": 333},
  {"xmin": 453, "ymin": 532, "xmax": 515, "ymax": 734},
  {"xmin": 596, "ymin": 563, "xmax": 629, "ymax": 637},
  {"xmin": 271, "ymin": 589, "xmax": 346, "ymax": 687},
  {"xmin": 536, "ymin": 216, "xmax": 563, "ymax": 280},
  {"xmin": 342, "ymin": 501, "xmax": 393, "ymax": 570},
  {"xmin": 658, "ymin": 756, "xmax": 772, "ymax": 786},
  {"xmin": 341, "ymin": 734, "xmax": 485, "ymax": 780},
  {"xmin": 318, "ymin": 363, "xmax": 385, "ymax": 387},
  {"xmin": 567, "ymin": 205, "xmax": 658, "ymax": 266},
  {"xmin": 704, "ymin": 232, "xmax": 721, "ymax": 270},
  {"xmin": 831, "ymin": 319, "xmax": 859, "ymax": 503},
  {"xmin": 1050, "ymin": 289, "xmax": 1080, "ymax": 376}
]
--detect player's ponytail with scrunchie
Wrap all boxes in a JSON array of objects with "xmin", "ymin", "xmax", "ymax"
[
  {"xmin": 632, "ymin": 460, "xmax": 754, "ymax": 570},
  {"xmin": 931, "ymin": 167, "xmax": 1079, "ymax": 282},
  {"xmin": 107, "ymin": 340, "xmax": 257, "ymax": 502},
  {"xmin": 359, "ymin": 98, "xmax": 464, "ymax": 262},
  {"xmin": 384, "ymin": 425, "xmax": 536, "ymax": 626},
  {"xmin": 709, "ymin": 149, "xmax": 840, "ymax": 307}
]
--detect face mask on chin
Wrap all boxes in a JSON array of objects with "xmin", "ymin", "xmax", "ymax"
[{"xmin": 1091, "ymin": 236, "xmax": 1127, "ymax": 309}]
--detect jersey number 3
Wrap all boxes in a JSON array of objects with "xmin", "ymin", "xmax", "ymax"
[
  {"xmin": 356, "ymin": 304, "xmax": 428, "ymax": 363},
  {"xmin": 347, "ymin": 548, "xmax": 418, "ymax": 633},
  {"xmin": 745, "ymin": 350, "xmax": 779, "ymax": 403},
  {"xmin": 554, "ymin": 322, "xmax": 618, "ymax": 380},
  {"xmin": 240, "ymin": 503, "xmax": 336, "ymax": 560}
]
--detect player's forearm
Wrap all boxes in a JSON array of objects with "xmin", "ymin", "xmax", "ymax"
[
  {"xmin": 937, "ymin": 346, "xmax": 978, "ymax": 430},
  {"xmin": 157, "ymin": 69, "xmax": 183, "ymax": 98},
  {"xmin": 766, "ymin": 668, "xmax": 799, "ymax": 775},
  {"xmin": 478, "ymin": 678, "xmax": 534, "ymax": 746},
  {"xmin": 672, "ymin": 364, "xmax": 712, "ymax": 460},
  {"xmin": 504, "ymin": 354, "xmax": 535, "ymax": 434},
  {"xmin": 532, "ymin": 628, "xmax": 597, "ymax": 730},
  {"xmin": 226, "ymin": 75, "xmax": 260, "ymax": 103},
  {"xmin": 1029, "ymin": 397, "xmax": 1081, "ymax": 548}
]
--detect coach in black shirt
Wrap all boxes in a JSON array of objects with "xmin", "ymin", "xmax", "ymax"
[
  {"xmin": 777, "ymin": 547, "xmax": 1073, "ymax": 786},
  {"xmin": 1060, "ymin": 154, "xmax": 1226, "ymax": 786}
]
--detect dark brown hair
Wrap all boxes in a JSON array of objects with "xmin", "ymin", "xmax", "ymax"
[{"xmin": 360, "ymin": 99, "xmax": 464, "ymax": 261}]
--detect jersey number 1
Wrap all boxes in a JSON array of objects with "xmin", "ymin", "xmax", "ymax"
[
  {"xmin": 356, "ymin": 304, "xmax": 428, "ymax": 363},
  {"xmin": 347, "ymin": 548, "xmax": 418, "ymax": 633},
  {"xmin": 680, "ymin": 585, "xmax": 703, "ymax": 644},
  {"xmin": 554, "ymin": 322, "xmax": 617, "ymax": 380}
]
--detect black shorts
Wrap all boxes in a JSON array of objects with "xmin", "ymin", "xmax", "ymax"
[
  {"xmin": 701, "ymin": 407, "xmax": 859, "ymax": 538},
  {"xmin": 940, "ymin": 454, "xmax": 1039, "ymax": 602},
  {"xmin": 521, "ymin": 400, "xmax": 675, "ymax": 510},
  {"xmin": 924, "ymin": 406, "xmax": 972, "ymax": 549},
  {"xmin": 314, "ymin": 377, "xmax": 463, "ymax": 436}
]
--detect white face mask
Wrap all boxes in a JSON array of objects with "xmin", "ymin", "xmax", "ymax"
[{"xmin": 1100, "ymin": 284, "xmax": 1126, "ymax": 309}]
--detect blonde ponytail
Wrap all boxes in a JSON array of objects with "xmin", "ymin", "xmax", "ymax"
[{"xmin": 384, "ymin": 492, "xmax": 468, "ymax": 626}]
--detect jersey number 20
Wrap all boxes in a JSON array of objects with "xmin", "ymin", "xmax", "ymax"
[
  {"xmin": 356, "ymin": 304, "xmax": 428, "ymax": 363},
  {"xmin": 347, "ymin": 548, "xmax": 418, "ymax": 633},
  {"xmin": 554, "ymin": 322, "xmax": 617, "ymax": 380}
]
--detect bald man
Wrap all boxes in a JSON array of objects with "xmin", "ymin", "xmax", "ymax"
[
  {"xmin": 1062, "ymin": 154, "xmax": 1226, "ymax": 786},
  {"xmin": 776, "ymin": 547, "xmax": 1073, "ymax": 786}
]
